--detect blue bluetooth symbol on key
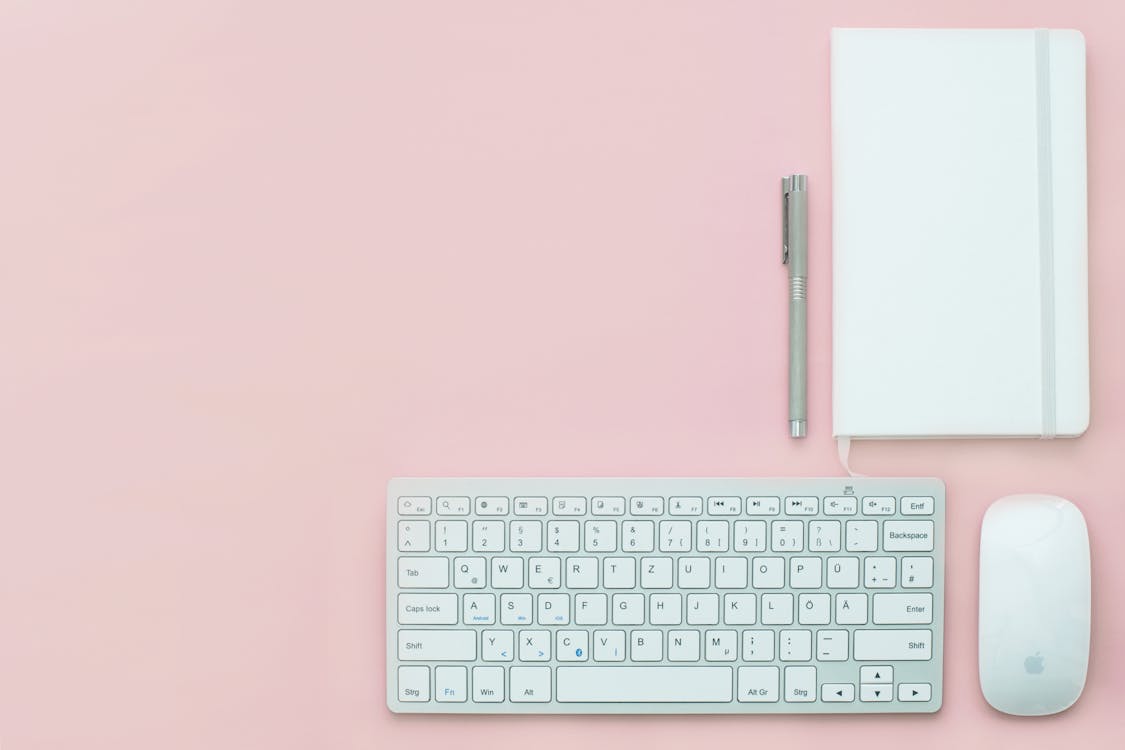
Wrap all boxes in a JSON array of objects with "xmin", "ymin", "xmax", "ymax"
[{"xmin": 575, "ymin": 648, "xmax": 583, "ymax": 657}]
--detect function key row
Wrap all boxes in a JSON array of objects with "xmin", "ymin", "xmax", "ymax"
[{"xmin": 398, "ymin": 495, "xmax": 935, "ymax": 518}]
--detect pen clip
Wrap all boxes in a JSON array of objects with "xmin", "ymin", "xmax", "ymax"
[{"xmin": 782, "ymin": 177, "xmax": 792, "ymax": 265}]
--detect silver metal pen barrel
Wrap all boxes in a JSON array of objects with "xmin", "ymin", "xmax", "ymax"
[{"xmin": 782, "ymin": 174, "xmax": 808, "ymax": 438}]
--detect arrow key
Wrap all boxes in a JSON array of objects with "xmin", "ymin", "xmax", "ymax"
[
  {"xmin": 860, "ymin": 665, "xmax": 893, "ymax": 684},
  {"xmin": 898, "ymin": 683, "xmax": 932, "ymax": 702},
  {"xmin": 860, "ymin": 684, "xmax": 892, "ymax": 702},
  {"xmin": 821, "ymin": 683, "xmax": 855, "ymax": 702}
]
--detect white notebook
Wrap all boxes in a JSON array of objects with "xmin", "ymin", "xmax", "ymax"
[{"xmin": 832, "ymin": 28, "xmax": 1089, "ymax": 439}]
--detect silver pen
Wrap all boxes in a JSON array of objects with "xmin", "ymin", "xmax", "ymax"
[{"xmin": 782, "ymin": 174, "xmax": 808, "ymax": 438}]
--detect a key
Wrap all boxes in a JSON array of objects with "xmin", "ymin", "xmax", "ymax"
[
  {"xmin": 500, "ymin": 593, "xmax": 533, "ymax": 625},
  {"xmin": 745, "ymin": 497, "xmax": 781, "ymax": 515},
  {"xmin": 677, "ymin": 557, "xmax": 709, "ymax": 589},
  {"xmin": 898, "ymin": 683, "xmax": 932, "ymax": 701},
  {"xmin": 784, "ymin": 665, "xmax": 816, "ymax": 702},
  {"xmin": 397, "ymin": 593, "xmax": 458, "ymax": 624},
  {"xmin": 761, "ymin": 593, "xmax": 794, "ymax": 625},
  {"xmin": 822, "ymin": 683, "xmax": 855, "ymax": 702},
  {"xmin": 509, "ymin": 666, "xmax": 552, "ymax": 702},
  {"xmin": 513, "ymin": 496, "xmax": 548, "ymax": 516},
  {"xmin": 398, "ymin": 665, "xmax": 430, "ymax": 702},
  {"xmin": 574, "ymin": 593, "xmax": 607, "ymax": 625},
  {"xmin": 883, "ymin": 520, "xmax": 935, "ymax": 552},
  {"xmin": 398, "ymin": 630, "xmax": 476, "ymax": 661},
  {"xmin": 790, "ymin": 557, "xmax": 822, "ymax": 589},
  {"xmin": 434, "ymin": 666, "xmax": 467, "ymax": 702},
  {"xmin": 816, "ymin": 630, "xmax": 849, "ymax": 661},
  {"xmin": 650, "ymin": 593, "xmax": 682, "ymax": 625},
  {"xmin": 536, "ymin": 593, "xmax": 569, "ymax": 625},
  {"xmin": 547, "ymin": 520, "xmax": 580, "ymax": 552},
  {"xmin": 714, "ymin": 557, "xmax": 747, "ymax": 588},
  {"xmin": 902, "ymin": 556, "xmax": 935, "ymax": 588},
  {"xmin": 509, "ymin": 520, "xmax": 543, "ymax": 552},
  {"xmin": 826, "ymin": 556, "xmax": 860, "ymax": 588},
  {"xmin": 472, "ymin": 666, "xmax": 505, "ymax": 702},
  {"xmin": 797, "ymin": 593, "xmax": 830, "ymax": 625},
  {"xmin": 434, "ymin": 520, "xmax": 468, "ymax": 552},
  {"xmin": 398, "ymin": 520, "xmax": 430, "ymax": 552},
  {"xmin": 453, "ymin": 557, "xmax": 486, "ymax": 588},
  {"xmin": 860, "ymin": 684, "xmax": 892, "ymax": 702},
  {"xmin": 621, "ymin": 521, "xmax": 655, "ymax": 552},
  {"xmin": 835, "ymin": 593, "xmax": 868, "ymax": 625},
  {"xmin": 449, "ymin": 593, "xmax": 489, "ymax": 627},
  {"xmin": 779, "ymin": 629, "xmax": 812, "ymax": 661},
  {"xmin": 859, "ymin": 665, "xmax": 892, "ymax": 683},
  {"xmin": 697, "ymin": 520, "xmax": 730, "ymax": 552},
  {"xmin": 471, "ymin": 520, "xmax": 505, "ymax": 552},
  {"xmin": 864, "ymin": 557, "xmax": 896, "ymax": 588},
  {"xmin": 436, "ymin": 496, "xmax": 470, "ymax": 515},
  {"xmin": 630, "ymin": 630, "xmax": 663, "ymax": 661},
  {"xmin": 823, "ymin": 496, "xmax": 858, "ymax": 516},
  {"xmin": 584, "ymin": 520, "xmax": 618, "ymax": 552},
  {"xmin": 490, "ymin": 557, "xmax": 524, "ymax": 588},
  {"xmin": 742, "ymin": 630, "xmax": 775, "ymax": 661},
  {"xmin": 737, "ymin": 666, "xmax": 779, "ymax": 702},
  {"xmin": 723, "ymin": 593, "xmax": 756, "ymax": 625},
  {"xmin": 861, "ymin": 496, "xmax": 895, "ymax": 516},
  {"xmin": 669, "ymin": 496, "xmax": 703, "ymax": 516},
  {"xmin": 556, "ymin": 630, "xmax": 589, "ymax": 661},
  {"xmin": 752, "ymin": 557, "xmax": 785, "ymax": 589},
  {"xmin": 872, "ymin": 593, "xmax": 933, "ymax": 624},
  {"xmin": 591, "ymin": 496, "xmax": 626, "ymax": 516},
  {"xmin": 603, "ymin": 557, "xmax": 636, "ymax": 589},
  {"xmin": 481, "ymin": 630, "xmax": 514, "ymax": 661},
  {"xmin": 528, "ymin": 557, "xmax": 561, "ymax": 589},
  {"xmin": 667, "ymin": 630, "xmax": 700, "ymax": 661},
  {"xmin": 397, "ymin": 558, "xmax": 449, "ymax": 588},
  {"xmin": 611, "ymin": 594, "xmax": 644, "ymax": 625},
  {"xmin": 845, "ymin": 520, "xmax": 878, "ymax": 552},
  {"xmin": 707, "ymin": 496, "xmax": 741, "ymax": 515},
  {"xmin": 770, "ymin": 520, "xmax": 804, "ymax": 551},
  {"xmin": 659, "ymin": 520, "xmax": 692, "ymax": 552},
  {"xmin": 398, "ymin": 496, "xmax": 431, "ymax": 515},
  {"xmin": 785, "ymin": 496, "xmax": 818, "ymax": 515},
  {"xmin": 565, "ymin": 557, "xmax": 598, "ymax": 588},
  {"xmin": 808, "ymin": 520, "xmax": 842, "ymax": 552},
  {"xmin": 474, "ymin": 496, "xmax": 509, "ymax": 516},
  {"xmin": 687, "ymin": 593, "xmax": 719, "ymax": 625},
  {"xmin": 900, "ymin": 496, "xmax": 935, "ymax": 515},
  {"xmin": 704, "ymin": 629, "xmax": 738, "ymax": 661},
  {"xmin": 593, "ymin": 630, "xmax": 626, "ymax": 661},
  {"xmin": 557, "ymin": 666, "xmax": 732, "ymax": 702},
  {"xmin": 733, "ymin": 520, "xmax": 767, "ymax": 552},
  {"xmin": 853, "ymin": 629, "xmax": 932, "ymax": 660},
  {"xmin": 630, "ymin": 496, "xmax": 664, "ymax": 515},
  {"xmin": 553, "ymin": 496, "xmax": 587, "ymax": 516},
  {"xmin": 641, "ymin": 557, "xmax": 674, "ymax": 589},
  {"xmin": 518, "ymin": 629, "xmax": 551, "ymax": 661}
]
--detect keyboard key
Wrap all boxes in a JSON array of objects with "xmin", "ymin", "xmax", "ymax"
[
  {"xmin": 565, "ymin": 557, "xmax": 598, "ymax": 588},
  {"xmin": 518, "ymin": 630, "xmax": 551, "ymax": 661},
  {"xmin": 593, "ymin": 629, "xmax": 626, "ymax": 661},
  {"xmin": 557, "ymin": 630, "xmax": 589, "ymax": 661},
  {"xmin": 398, "ymin": 593, "xmax": 458, "ymax": 624},
  {"xmin": 824, "ymin": 496, "xmax": 858, "ymax": 515},
  {"xmin": 861, "ymin": 496, "xmax": 896, "ymax": 515},
  {"xmin": 902, "ymin": 557, "xmax": 935, "ymax": 588},
  {"xmin": 464, "ymin": 593, "xmax": 495, "ymax": 625},
  {"xmin": 900, "ymin": 496, "xmax": 935, "ymax": 515},
  {"xmin": 604, "ymin": 557, "xmax": 636, "ymax": 589},
  {"xmin": 790, "ymin": 557, "xmax": 822, "ymax": 589},
  {"xmin": 835, "ymin": 593, "xmax": 868, "ymax": 625},
  {"xmin": 537, "ymin": 593, "xmax": 569, "ymax": 625},
  {"xmin": 737, "ymin": 666, "xmax": 779, "ymax": 702},
  {"xmin": 883, "ymin": 520, "xmax": 935, "ymax": 552},
  {"xmin": 509, "ymin": 520, "xmax": 543, "ymax": 552},
  {"xmin": 860, "ymin": 684, "xmax": 892, "ymax": 702},
  {"xmin": 640, "ymin": 557, "xmax": 674, "ymax": 589},
  {"xmin": 398, "ymin": 520, "xmax": 430, "ymax": 552},
  {"xmin": 398, "ymin": 496, "xmax": 431, "ymax": 515},
  {"xmin": 650, "ymin": 593, "xmax": 682, "ymax": 625},
  {"xmin": 872, "ymin": 593, "xmax": 933, "ymax": 624},
  {"xmin": 723, "ymin": 593, "xmax": 756, "ymax": 624},
  {"xmin": 687, "ymin": 593, "xmax": 719, "ymax": 625},
  {"xmin": 510, "ymin": 666, "xmax": 552, "ymax": 702},
  {"xmin": 753, "ymin": 557, "xmax": 785, "ymax": 589},
  {"xmin": 454, "ymin": 557, "xmax": 486, "ymax": 589},
  {"xmin": 584, "ymin": 520, "xmax": 617, "ymax": 552},
  {"xmin": 669, "ymin": 496, "xmax": 703, "ymax": 515},
  {"xmin": 853, "ymin": 630, "xmax": 933, "ymax": 661},
  {"xmin": 436, "ymin": 496, "xmax": 470, "ymax": 515},
  {"xmin": 630, "ymin": 630, "xmax": 663, "ymax": 661},
  {"xmin": 826, "ymin": 557, "xmax": 860, "ymax": 588},
  {"xmin": 667, "ymin": 630, "xmax": 700, "ymax": 660},
  {"xmin": 816, "ymin": 630, "xmax": 849, "ymax": 661},
  {"xmin": 612, "ymin": 593, "xmax": 644, "ymax": 624},
  {"xmin": 398, "ymin": 630, "xmax": 476, "ymax": 661},
  {"xmin": 557, "ymin": 666, "xmax": 733, "ymax": 702},
  {"xmin": 707, "ymin": 496, "xmax": 741, "ymax": 515},
  {"xmin": 704, "ymin": 629, "xmax": 737, "ymax": 661},
  {"xmin": 575, "ymin": 594, "xmax": 607, "ymax": 625},
  {"xmin": 631, "ymin": 496, "xmax": 664, "ymax": 515},
  {"xmin": 864, "ymin": 557, "xmax": 896, "ymax": 588},
  {"xmin": 528, "ymin": 557, "xmax": 561, "ymax": 588},
  {"xmin": 677, "ymin": 557, "xmax": 709, "ymax": 589},
  {"xmin": 435, "ymin": 665, "xmax": 467, "ymax": 702},
  {"xmin": 779, "ymin": 629, "xmax": 812, "ymax": 661},
  {"xmin": 553, "ymin": 496, "xmax": 588, "ymax": 516},
  {"xmin": 398, "ymin": 665, "xmax": 430, "ymax": 701},
  {"xmin": 859, "ymin": 666, "xmax": 892, "ymax": 683},
  {"xmin": 621, "ymin": 521, "xmax": 655, "ymax": 552},
  {"xmin": 714, "ymin": 557, "xmax": 747, "ymax": 589},
  {"xmin": 808, "ymin": 520, "xmax": 842, "ymax": 552},
  {"xmin": 845, "ymin": 520, "xmax": 878, "ymax": 552},
  {"xmin": 475, "ymin": 496, "xmax": 509, "ymax": 515},
  {"xmin": 471, "ymin": 520, "xmax": 505, "ymax": 552},
  {"xmin": 898, "ymin": 683, "xmax": 932, "ymax": 701},
  {"xmin": 434, "ymin": 520, "xmax": 468, "ymax": 552},
  {"xmin": 784, "ymin": 665, "xmax": 816, "ymax": 702},
  {"xmin": 822, "ymin": 683, "xmax": 855, "ymax": 702},
  {"xmin": 591, "ymin": 496, "xmax": 626, "ymax": 516},
  {"xmin": 659, "ymin": 520, "xmax": 692, "ymax": 552},
  {"xmin": 472, "ymin": 666, "xmax": 505, "ymax": 702},
  {"xmin": 481, "ymin": 630, "xmax": 514, "ymax": 661},
  {"xmin": 761, "ymin": 593, "xmax": 793, "ymax": 625},
  {"xmin": 742, "ymin": 630, "xmax": 775, "ymax": 661},
  {"xmin": 491, "ymin": 557, "xmax": 524, "ymax": 588},
  {"xmin": 398, "ymin": 558, "xmax": 449, "ymax": 588},
  {"xmin": 745, "ymin": 497, "xmax": 780, "ymax": 515},
  {"xmin": 733, "ymin": 520, "xmax": 767, "ymax": 552},
  {"xmin": 513, "ymin": 496, "xmax": 548, "ymax": 516},
  {"xmin": 500, "ymin": 594, "xmax": 533, "ymax": 625},
  {"xmin": 785, "ymin": 496, "xmax": 818, "ymax": 515},
  {"xmin": 797, "ymin": 593, "xmax": 830, "ymax": 625},
  {"xmin": 770, "ymin": 521, "xmax": 804, "ymax": 551},
  {"xmin": 546, "ymin": 520, "xmax": 580, "ymax": 552},
  {"xmin": 697, "ymin": 520, "xmax": 730, "ymax": 552}
]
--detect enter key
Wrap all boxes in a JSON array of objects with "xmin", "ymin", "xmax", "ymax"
[{"xmin": 872, "ymin": 593, "xmax": 933, "ymax": 624}]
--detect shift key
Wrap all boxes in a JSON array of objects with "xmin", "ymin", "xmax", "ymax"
[
  {"xmin": 853, "ymin": 630, "xmax": 932, "ymax": 661},
  {"xmin": 399, "ymin": 630, "xmax": 477, "ymax": 661}
]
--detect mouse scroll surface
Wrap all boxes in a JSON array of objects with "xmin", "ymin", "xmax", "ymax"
[{"xmin": 979, "ymin": 495, "xmax": 1091, "ymax": 716}]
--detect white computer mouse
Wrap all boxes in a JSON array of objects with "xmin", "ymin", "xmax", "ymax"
[{"xmin": 979, "ymin": 494, "xmax": 1091, "ymax": 716}]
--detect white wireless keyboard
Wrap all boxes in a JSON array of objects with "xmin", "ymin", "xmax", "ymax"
[{"xmin": 386, "ymin": 478, "xmax": 944, "ymax": 714}]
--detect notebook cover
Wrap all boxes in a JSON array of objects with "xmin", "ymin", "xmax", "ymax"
[{"xmin": 831, "ymin": 28, "xmax": 1089, "ymax": 439}]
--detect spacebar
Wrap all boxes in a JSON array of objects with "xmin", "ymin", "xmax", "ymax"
[{"xmin": 556, "ymin": 666, "xmax": 733, "ymax": 702}]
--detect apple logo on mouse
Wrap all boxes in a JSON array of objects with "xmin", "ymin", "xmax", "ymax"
[{"xmin": 1024, "ymin": 652, "xmax": 1045, "ymax": 675}]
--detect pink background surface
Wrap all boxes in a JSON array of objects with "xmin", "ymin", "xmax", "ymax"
[{"xmin": 2, "ymin": 1, "xmax": 1124, "ymax": 747}]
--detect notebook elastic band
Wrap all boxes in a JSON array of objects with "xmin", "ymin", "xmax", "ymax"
[{"xmin": 1035, "ymin": 28, "xmax": 1058, "ymax": 439}]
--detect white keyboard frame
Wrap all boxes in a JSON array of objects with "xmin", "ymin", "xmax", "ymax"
[{"xmin": 386, "ymin": 477, "xmax": 945, "ymax": 714}]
